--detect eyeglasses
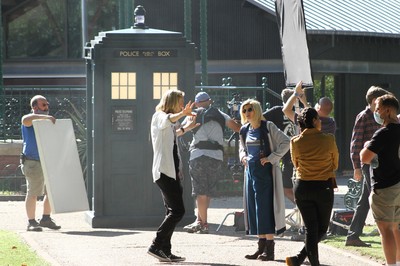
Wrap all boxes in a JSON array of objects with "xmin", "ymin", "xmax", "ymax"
[{"xmin": 242, "ymin": 107, "xmax": 253, "ymax": 113}]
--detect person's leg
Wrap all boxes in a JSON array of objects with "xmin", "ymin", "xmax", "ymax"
[
  {"xmin": 251, "ymin": 163, "xmax": 274, "ymax": 235},
  {"xmin": 282, "ymin": 157, "xmax": 295, "ymax": 204},
  {"xmin": 315, "ymin": 184, "xmax": 334, "ymax": 242},
  {"xmin": 393, "ymin": 223, "xmax": 400, "ymax": 263},
  {"xmin": 252, "ymin": 163, "xmax": 275, "ymax": 261},
  {"xmin": 245, "ymin": 165, "xmax": 257, "ymax": 235},
  {"xmin": 186, "ymin": 157, "xmax": 206, "ymax": 231},
  {"xmin": 199, "ymin": 158, "xmax": 222, "ymax": 233},
  {"xmin": 22, "ymin": 160, "xmax": 44, "ymax": 231},
  {"xmin": 376, "ymin": 221, "xmax": 398, "ymax": 265},
  {"xmin": 346, "ymin": 165, "xmax": 371, "ymax": 244},
  {"xmin": 152, "ymin": 173, "xmax": 185, "ymax": 252},
  {"xmin": 296, "ymin": 199, "xmax": 318, "ymax": 256},
  {"xmin": 284, "ymin": 188, "xmax": 295, "ymax": 204},
  {"xmin": 43, "ymin": 194, "xmax": 51, "ymax": 215},
  {"xmin": 25, "ymin": 195, "xmax": 37, "ymax": 220},
  {"xmin": 38, "ymin": 194, "xmax": 61, "ymax": 229},
  {"xmin": 196, "ymin": 195, "xmax": 209, "ymax": 225},
  {"xmin": 370, "ymin": 182, "xmax": 400, "ymax": 265},
  {"xmin": 294, "ymin": 180, "xmax": 322, "ymax": 265},
  {"xmin": 245, "ymin": 165, "xmax": 263, "ymax": 260}
]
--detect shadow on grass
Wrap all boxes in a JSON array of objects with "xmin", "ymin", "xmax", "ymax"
[{"xmin": 322, "ymin": 225, "xmax": 384, "ymax": 263}]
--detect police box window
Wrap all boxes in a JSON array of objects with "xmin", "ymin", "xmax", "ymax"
[
  {"xmin": 153, "ymin": 72, "xmax": 178, "ymax": 99},
  {"xmin": 111, "ymin": 72, "xmax": 136, "ymax": 100}
]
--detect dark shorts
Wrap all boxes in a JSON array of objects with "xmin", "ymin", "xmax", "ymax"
[
  {"xmin": 189, "ymin": 156, "xmax": 223, "ymax": 197},
  {"xmin": 281, "ymin": 155, "xmax": 294, "ymax": 189}
]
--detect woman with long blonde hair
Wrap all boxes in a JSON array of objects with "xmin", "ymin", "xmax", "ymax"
[
  {"xmin": 148, "ymin": 89, "xmax": 198, "ymax": 263},
  {"xmin": 239, "ymin": 99, "xmax": 289, "ymax": 261}
]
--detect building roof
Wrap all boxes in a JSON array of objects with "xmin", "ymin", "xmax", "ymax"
[{"xmin": 246, "ymin": 0, "xmax": 400, "ymax": 38}]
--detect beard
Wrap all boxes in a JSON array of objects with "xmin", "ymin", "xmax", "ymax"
[{"xmin": 35, "ymin": 109, "xmax": 49, "ymax": 115}]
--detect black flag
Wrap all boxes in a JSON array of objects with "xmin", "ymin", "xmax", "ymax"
[{"xmin": 275, "ymin": 0, "xmax": 313, "ymax": 87}]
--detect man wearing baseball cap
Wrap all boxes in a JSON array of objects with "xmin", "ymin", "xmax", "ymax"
[{"xmin": 183, "ymin": 92, "xmax": 241, "ymax": 234}]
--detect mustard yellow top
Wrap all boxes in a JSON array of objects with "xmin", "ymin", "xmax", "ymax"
[{"xmin": 290, "ymin": 128, "xmax": 339, "ymax": 182}]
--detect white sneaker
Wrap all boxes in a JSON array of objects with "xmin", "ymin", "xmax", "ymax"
[{"xmin": 184, "ymin": 221, "xmax": 202, "ymax": 233}]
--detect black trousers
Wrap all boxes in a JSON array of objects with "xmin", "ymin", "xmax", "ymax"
[
  {"xmin": 152, "ymin": 173, "xmax": 185, "ymax": 253},
  {"xmin": 294, "ymin": 179, "xmax": 334, "ymax": 258}
]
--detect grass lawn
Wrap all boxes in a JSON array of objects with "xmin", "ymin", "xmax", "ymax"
[
  {"xmin": 322, "ymin": 225, "xmax": 385, "ymax": 264},
  {"xmin": 0, "ymin": 230, "xmax": 50, "ymax": 266}
]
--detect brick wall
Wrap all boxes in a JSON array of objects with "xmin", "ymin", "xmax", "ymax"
[{"xmin": 0, "ymin": 142, "xmax": 23, "ymax": 177}]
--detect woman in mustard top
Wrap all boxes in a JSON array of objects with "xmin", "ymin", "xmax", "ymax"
[{"xmin": 286, "ymin": 108, "xmax": 339, "ymax": 266}]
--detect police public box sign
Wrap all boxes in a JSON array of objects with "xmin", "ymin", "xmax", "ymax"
[
  {"xmin": 112, "ymin": 107, "xmax": 134, "ymax": 131},
  {"xmin": 115, "ymin": 49, "xmax": 178, "ymax": 58}
]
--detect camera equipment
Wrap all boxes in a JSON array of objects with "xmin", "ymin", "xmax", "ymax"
[{"xmin": 226, "ymin": 93, "xmax": 242, "ymax": 121}]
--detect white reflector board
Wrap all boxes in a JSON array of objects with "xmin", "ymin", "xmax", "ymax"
[
  {"xmin": 275, "ymin": 0, "xmax": 313, "ymax": 88},
  {"xmin": 33, "ymin": 119, "xmax": 89, "ymax": 213}
]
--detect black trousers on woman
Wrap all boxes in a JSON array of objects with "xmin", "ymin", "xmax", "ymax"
[
  {"xmin": 294, "ymin": 179, "xmax": 334, "ymax": 263},
  {"xmin": 152, "ymin": 173, "xmax": 185, "ymax": 254}
]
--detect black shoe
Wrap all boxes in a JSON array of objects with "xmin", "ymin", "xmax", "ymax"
[
  {"xmin": 167, "ymin": 253, "xmax": 186, "ymax": 262},
  {"xmin": 147, "ymin": 246, "xmax": 171, "ymax": 262},
  {"xmin": 345, "ymin": 237, "xmax": 371, "ymax": 247},
  {"xmin": 27, "ymin": 220, "xmax": 43, "ymax": 232},
  {"xmin": 39, "ymin": 218, "xmax": 61, "ymax": 230}
]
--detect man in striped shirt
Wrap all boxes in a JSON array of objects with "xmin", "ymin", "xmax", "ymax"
[{"xmin": 345, "ymin": 86, "xmax": 390, "ymax": 247}]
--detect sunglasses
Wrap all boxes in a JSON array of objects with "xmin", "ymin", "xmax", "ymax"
[{"xmin": 242, "ymin": 107, "xmax": 253, "ymax": 113}]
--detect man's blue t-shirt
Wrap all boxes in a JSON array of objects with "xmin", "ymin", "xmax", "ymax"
[{"xmin": 21, "ymin": 125, "xmax": 40, "ymax": 160}]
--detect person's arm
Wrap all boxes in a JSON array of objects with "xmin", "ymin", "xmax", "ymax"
[
  {"xmin": 21, "ymin": 113, "xmax": 56, "ymax": 127},
  {"xmin": 360, "ymin": 147, "xmax": 376, "ymax": 165},
  {"xmin": 169, "ymin": 101, "xmax": 195, "ymax": 123},
  {"xmin": 282, "ymin": 81, "xmax": 309, "ymax": 123},
  {"xmin": 226, "ymin": 118, "xmax": 241, "ymax": 133},
  {"xmin": 264, "ymin": 122, "xmax": 290, "ymax": 164},
  {"xmin": 350, "ymin": 113, "xmax": 365, "ymax": 181},
  {"xmin": 175, "ymin": 116, "xmax": 199, "ymax": 137},
  {"xmin": 331, "ymin": 136, "xmax": 339, "ymax": 171},
  {"xmin": 290, "ymin": 138, "xmax": 298, "ymax": 168},
  {"xmin": 282, "ymin": 94, "xmax": 297, "ymax": 123},
  {"xmin": 361, "ymin": 131, "xmax": 383, "ymax": 165},
  {"xmin": 238, "ymin": 127, "xmax": 248, "ymax": 167}
]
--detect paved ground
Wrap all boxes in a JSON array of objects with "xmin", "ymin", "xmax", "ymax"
[{"xmin": 0, "ymin": 177, "xmax": 383, "ymax": 266}]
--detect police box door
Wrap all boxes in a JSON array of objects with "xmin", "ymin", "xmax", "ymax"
[{"xmin": 101, "ymin": 59, "xmax": 194, "ymax": 218}]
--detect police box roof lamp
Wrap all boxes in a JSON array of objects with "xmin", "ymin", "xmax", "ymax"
[{"xmin": 133, "ymin": 5, "xmax": 148, "ymax": 29}]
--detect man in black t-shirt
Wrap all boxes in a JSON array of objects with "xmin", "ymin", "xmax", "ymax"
[
  {"xmin": 360, "ymin": 94, "xmax": 400, "ymax": 266},
  {"xmin": 263, "ymin": 89, "xmax": 296, "ymax": 203}
]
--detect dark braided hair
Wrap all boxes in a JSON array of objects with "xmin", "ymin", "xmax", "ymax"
[{"xmin": 297, "ymin": 107, "xmax": 319, "ymax": 131}]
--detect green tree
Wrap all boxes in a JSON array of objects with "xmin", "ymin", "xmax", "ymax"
[{"xmin": 313, "ymin": 75, "xmax": 335, "ymax": 116}]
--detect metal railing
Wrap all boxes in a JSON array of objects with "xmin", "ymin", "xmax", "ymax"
[{"xmin": 0, "ymin": 86, "xmax": 86, "ymax": 142}]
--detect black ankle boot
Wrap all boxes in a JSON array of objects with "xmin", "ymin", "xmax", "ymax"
[
  {"xmin": 307, "ymin": 251, "xmax": 320, "ymax": 266},
  {"xmin": 259, "ymin": 240, "xmax": 275, "ymax": 261},
  {"xmin": 245, "ymin": 239, "xmax": 266, "ymax": 259},
  {"xmin": 285, "ymin": 248, "xmax": 307, "ymax": 266}
]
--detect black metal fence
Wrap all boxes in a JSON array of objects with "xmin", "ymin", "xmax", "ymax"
[
  {"xmin": 0, "ymin": 87, "xmax": 87, "ymax": 142},
  {"xmin": 0, "ymin": 82, "xmax": 276, "ymax": 196},
  {"xmin": 0, "ymin": 87, "xmax": 87, "ymax": 196}
]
